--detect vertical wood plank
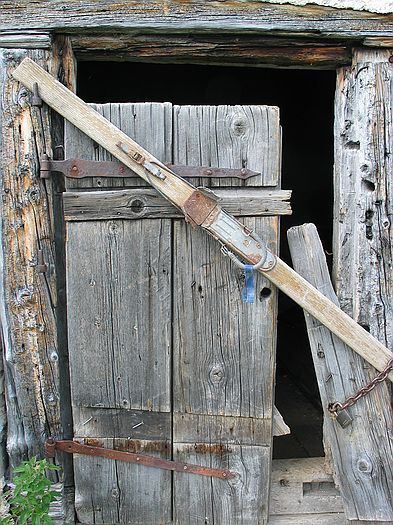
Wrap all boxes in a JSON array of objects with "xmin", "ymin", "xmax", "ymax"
[
  {"xmin": 172, "ymin": 104, "xmax": 280, "ymax": 524},
  {"xmin": 333, "ymin": 49, "xmax": 393, "ymax": 520},
  {"xmin": 65, "ymin": 102, "xmax": 174, "ymax": 523},
  {"xmin": 288, "ymin": 223, "xmax": 393, "ymax": 522},
  {"xmin": 173, "ymin": 105, "xmax": 280, "ymax": 188},
  {"xmin": 65, "ymin": 102, "xmax": 172, "ymax": 190},
  {"xmin": 0, "ymin": 48, "xmax": 61, "ymax": 467}
]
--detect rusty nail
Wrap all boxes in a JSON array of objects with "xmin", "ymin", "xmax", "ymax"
[
  {"xmin": 136, "ymin": 457, "xmax": 140, "ymax": 461},
  {"xmin": 72, "ymin": 165, "xmax": 78, "ymax": 172},
  {"xmin": 184, "ymin": 465, "xmax": 188, "ymax": 470},
  {"xmin": 241, "ymin": 168, "xmax": 247, "ymax": 175},
  {"xmin": 37, "ymin": 249, "xmax": 48, "ymax": 273},
  {"xmin": 32, "ymin": 82, "xmax": 42, "ymax": 107},
  {"xmin": 205, "ymin": 169, "xmax": 213, "ymax": 176}
]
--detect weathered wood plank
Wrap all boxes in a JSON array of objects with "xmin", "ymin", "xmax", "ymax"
[
  {"xmin": 71, "ymin": 34, "xmax": 351, "ymax": 69},
  {"xmin": 334, "ymin": 49, "xmax": 393, "ymax": 365},
  {"xmin": 172, "ymin": 104, "xmax": 280, "ymax": 524},
  {"xmin": 66, "ymin": 219, "xmax": 172, "ymax": 412},
  {"xmin": 173, "ymin": 104, "xmax": 280, "ymax": 187},
  {"xmin": 66, "ymin": 217, "xmax": 172, "ymax": 523},
  {"xmin": 0, "ymin": 49, "xmax": 62, "ymax": 467},
  {"xmin": 270, "ymin": 457, "xmax": 343, "ymax": 516},
  {"xmin": 72, "ymin": 439, "xmax": 171, "ymax": 524},
  {"xmin": 65, "ymin": 103, "xmax": 173, "ymax": 190},
  {"xmin": 174, "ymin": 444, "xmax": 271, "ymax": 525},
  {"xmin": 287, "ymin": 223, "xmax": 393, "ymax": 521},
  {"xmin": 0, "ymin": 31, "xmax": 51, "ymax": 48},
  {"xmin": 63, "ymin": 188, "xmax": 292, "ymax": 221},
  {"xmin": 1, "ymin": 2, "xmax": 393, "ymax": 39}
]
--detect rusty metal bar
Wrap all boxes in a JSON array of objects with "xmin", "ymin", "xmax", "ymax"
[
  {"xmin": 39, "ymin": 158, "xmax": 260, "ymax": 180},
  {"xmin": 46, "ymin": 439, "xmax": 236, "ymax": 480}
]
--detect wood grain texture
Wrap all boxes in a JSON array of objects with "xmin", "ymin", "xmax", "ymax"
[
  {"xmin": 71, "ymin": 34, "xmax": 352, "ymax": 69},
  {"xmin": 334, "ymin": 49, "xmax": 393, "ymax": 371},
  {"xmin": 173, "ymin": 105, "xmax": 280, "ymax": 187},
  {"xmin": 1, "ymin": 1, "xmax": 393, "ymax": 39},
  {"xmin": 0, "ymin": 31, "xmax": 51, "ymax": 48},
  {"xmin": 66, "ymin": 218, "xmax": 172, "ymax": 523},
  {"xmin": 0, "ymin": 49, "xmax": 62, "ymax": 468},
  {"xmin": 71, "ymin": 32, "xmax": 353, "ymax": 67},
  {"xmin": 63, "ymin": 188, "xmax": 292, "ymax": 221},
  {"xmin": 13, "ymin": 59, "xmax": 195, "ymax": 207},
  {"xmin": 65, "ymin": 103, "xmax": 173, "ymax": 190},
  {"xmin": 287, "ymin": 223, "xmax": 393, "ymax": 521},
  {"xmin": 172, "ymin": 99, "xmax": 280, "ymax": 524}
]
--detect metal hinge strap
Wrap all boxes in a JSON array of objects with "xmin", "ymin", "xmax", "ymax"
[
  {"xmin": 46, "ymin": 439, "xmax": 236, "ymax": 480},
  {"xmin": 39, "ymin": 158, "xmax": 260, "ymax": 181}
]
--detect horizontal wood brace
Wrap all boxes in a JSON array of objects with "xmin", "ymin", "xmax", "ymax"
[
  {"xmin": 63, "ymin": 188, "xmax": 292, "ymax": 221},
  {"xmin": 173, "ymin": 413, "xmax": 271, "ymax": 446},
  {"xmin": 73, "ymin": 407, "xmax": 171, "ymax": 439}
]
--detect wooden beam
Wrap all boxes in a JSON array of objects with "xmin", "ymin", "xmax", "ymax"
[
  {"xmin": 0, "ymin": 49, "xmax": 62, "ymax": 466},
  {"xmin": 70, "ymin": 34, "xmax": 352, "ymax": 69},
  {"xmin": 287, "ymin": 223, "xmax": 393, "ymax": 521},
  {"xmin": 0, "ymin": 31, "xmax": 51, "ymax": 48},
  {"xmin": 12, "ymin": 57, "xmax": 393, "ymax": 383},
  {"xmin": 1, "ymin": 2, "xmax": 393, "ymax": 40},
  {"xmin": 63, "ymin": 188, "xmax": 292, "ymax": 221}
]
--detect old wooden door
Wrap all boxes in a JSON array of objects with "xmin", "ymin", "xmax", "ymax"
[{"xmin": 64, "ymin": 102, "xmax": 282, "ymax": 524}]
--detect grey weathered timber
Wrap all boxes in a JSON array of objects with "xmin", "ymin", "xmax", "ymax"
[
  {"xmin": 173, "ymin": 104, "xmax": 280, "ymax": 188},
  {"xmin": 63, "ymin": 187, "xmax": 292, "ymax": 221},
  {"xmin": 65, "ymin": 101, "xmax": 281, "ymax": 523},
  {"xmin": 0, "ymin": 31, "xmax": 51, "ymax": 48},
  {"xmin": 288, "ymin": 224, "xmax": 393, "ymax": 521},
  {"xmin": 65, "ymin": 103, "xmax": 172, "ymax": 190},
  {"xmin": 71, "ymin": 33, "xmax": 352, "ymax": 69},
  {"xmin": 172, "ymin": 103, "xmax": 280, "ymax": 524},
  {"xmin": 1, "ymin": 2, "xmax": 393, "ymax": 41},
  {"xmin": 0, "ymin": 330, "xmax": 6, "ymax": 484},
  {"xmin": 334, "ymin": 48, "xmax": 393, "ymax": 371},
  {"xmin": 66, "ymin": 218, "xmax": 172, "ymax": 523},
  {"xmin": 0, "ymin": 48, "xmax": 62, "ymax": 468}
]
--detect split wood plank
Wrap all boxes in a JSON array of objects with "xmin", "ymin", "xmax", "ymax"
[
  {"xmin": 0, "ymin": 49, "xmax": 62, "ymax": 469},
  {"xmin": 63, "ymin": 188, "xmax": 292, "ymax": 221},
  {"xmin": 12, "ymin": 57, "xmax": 393, "ymax": 383},
  {"xmin": 287, "ymin": 223, "xmax": 393, "ymax": 522},
  {"xmin": 2, "ymin": 2, "xmax": 393, "ymax": 41}
]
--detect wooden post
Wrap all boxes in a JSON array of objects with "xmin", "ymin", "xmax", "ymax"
[
  {"xmin": 288, "ymin": 223, "xmax": 393, "ymax": 522},
  {"xmin": 0, "ymin": 45, "xmax": 62, "ymax": 469}
]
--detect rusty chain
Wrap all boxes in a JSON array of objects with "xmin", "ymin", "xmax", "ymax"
[{"xmin": 328, "ymin": 358, "xmax": 393, "ymax": 417}]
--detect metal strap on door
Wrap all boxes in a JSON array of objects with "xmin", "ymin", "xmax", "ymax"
[{"xmin": 46, "ymin": 439, "xmax": 236, "ymax": 480}]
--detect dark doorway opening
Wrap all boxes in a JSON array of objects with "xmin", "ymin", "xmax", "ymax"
[{"xmin": 77, "ymin": 61, "xmax": 336, "ymax": 459}]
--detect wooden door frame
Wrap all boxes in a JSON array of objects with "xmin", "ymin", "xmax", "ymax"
[{"xmin": 1, "ymin": 11, "xmax": 393, "ymax": 520}]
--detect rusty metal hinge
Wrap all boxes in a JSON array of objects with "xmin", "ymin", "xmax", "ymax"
[
  {"xmin": 39, "ymin": 157, "xmax": 260, "ymax": 181},
  {"xmin": 46, "ymin": 439, "xmax": 236, "ymax": 480}
]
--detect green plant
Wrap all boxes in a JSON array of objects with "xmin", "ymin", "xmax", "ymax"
[{"xmin": 4, "ymin": 456, "xmax": 60, "ymax": 525}]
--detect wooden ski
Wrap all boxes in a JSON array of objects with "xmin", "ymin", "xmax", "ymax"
[{"xmin": 13, "ymin": 57, "xmax": 393, "ymax": 382}]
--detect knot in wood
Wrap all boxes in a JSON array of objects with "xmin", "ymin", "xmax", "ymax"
[
  {"xmin": 231, "ymin": 115, "xmax": 248, "ymax": 137},
  {"xmin": 209, "ymin": 364, "xmax": 225, "ymax": 384}
]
